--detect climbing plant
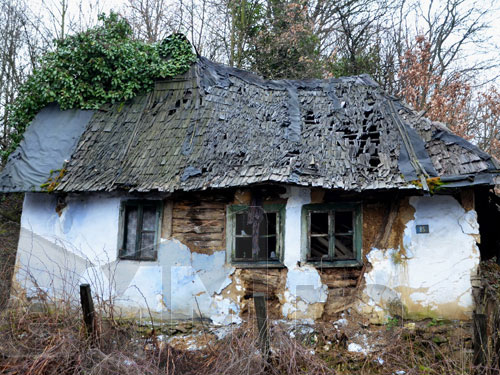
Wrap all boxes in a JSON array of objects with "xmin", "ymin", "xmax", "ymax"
[{"xmin": 3, "ymin": 12, "xmax": 196, "ymax": 159}]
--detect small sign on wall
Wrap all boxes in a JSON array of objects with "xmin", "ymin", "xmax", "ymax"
[{"xmin": 416, "ymin": 224, "xmax": 429, "ymax": 234}]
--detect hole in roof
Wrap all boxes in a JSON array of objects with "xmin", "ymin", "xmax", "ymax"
[
  {"xmin": 305, "ymin": 110, "xmax": 316, "ymax": 125},
  {"xmin": 369, "ymin": 156, "xmax": 380, "ymax": 168}
]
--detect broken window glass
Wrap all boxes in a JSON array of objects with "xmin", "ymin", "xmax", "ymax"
[
  {"xmin": 334, "ymin": 235, "xmax": 354, "ymax": 259},
  {"xmin": 306, "ymin": 206, "xmax": 358, "ymax": 263},
  {"xmin": 231, "ymin": 206, "xmax": 282, "ymax": 263},
  {"xmin": 120, "ymin": 201, "xmax": 160, "ymax": 260},
  {"xmin": 123, "ymin": 206, "xmax": 138, "ymax": 258}
]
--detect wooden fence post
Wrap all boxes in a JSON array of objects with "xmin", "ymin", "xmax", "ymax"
[
  {"xmin": 80, "ymin": 283, "xmax": 96, "ymax": 344},
  {"xmin": 254, "ymin": 293, "xmax": 270, "ymax": 361},
  {"xmin": 473, "ymin": 313, "xmax": 487, "ymax": 369}
]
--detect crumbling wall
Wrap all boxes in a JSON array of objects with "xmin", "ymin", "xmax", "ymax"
[
  {"xmin": 13, "ymin": 192, "xmax": 240, "ymax": 324},
  {"xmin": 14, "ymin": 188, "xmax": 480, "ymax": 325},
  {"xmin": 170, "ymin": 198, "xmax": 226, "ymax": 254},
  {"xmin": 359, "ymin": 195, "xmax": 480, "ymax": 321}
]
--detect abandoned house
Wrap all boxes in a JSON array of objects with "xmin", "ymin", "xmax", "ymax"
[{"xmin": 1, "ymin": 57, "xmax": 499, "ymax": 325}]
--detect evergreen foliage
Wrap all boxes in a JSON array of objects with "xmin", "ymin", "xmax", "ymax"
[{"xmin": 3, "ymin": 12, "xmax": 196, "ymax": 159}]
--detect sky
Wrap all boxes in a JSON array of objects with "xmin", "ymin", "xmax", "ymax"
[{"xmin": 30, "ymin": 0, "xmax": 500, "ymax": 85}]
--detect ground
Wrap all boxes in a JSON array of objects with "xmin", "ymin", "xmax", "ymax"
[{"xmin": 0, "ymin": 303, "xmax": 480, "ymax": 375}]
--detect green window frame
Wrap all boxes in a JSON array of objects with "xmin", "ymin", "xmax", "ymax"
[
  {"xmin": 118, "ymin": 200, "xmax": 162, "ymax": 261},
  {"xmin": 226, "ymin": 204, "xmax": 286, "ymax": 267},
  {"xmin": 301, "ymin": 203, "xmax": 362, "ymax": 267}
]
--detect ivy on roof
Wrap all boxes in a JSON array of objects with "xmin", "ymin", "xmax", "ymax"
[{"xmin": 3, "ymin": 12, "xmax": 196, "ymax": 159}]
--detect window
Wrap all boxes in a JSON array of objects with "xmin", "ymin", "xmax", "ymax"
[
  {"xmin": 227, "ymin": 204, "xmax": 285, "ymax": 266},
  {"xmin": 119, "ymin": 200, "xmax": 162, "ymax": 261},
  {"xmin": 302, "ymin": 203, "xmax": 362, "ymax": 266}
]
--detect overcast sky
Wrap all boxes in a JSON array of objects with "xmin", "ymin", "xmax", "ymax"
[{"xmin": 32, "ymin": 0, "xmax": 500, "ymax": 85}]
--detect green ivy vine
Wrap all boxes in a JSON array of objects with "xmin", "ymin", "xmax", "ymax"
[{"xmin": 3, "ymin": 12, "xmax": 196, "ymax": 159}]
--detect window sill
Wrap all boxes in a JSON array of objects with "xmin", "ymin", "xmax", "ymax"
[
  {"xmin": 118, "ymin": 257, "xmax": 157, "ymax": 262},
  {"xmin": 305, "ymin": 260, "xmax": 363, "ymax": 268},
  {"xmin": 231, "ymin": 261, "xmax": 286, "ymax": 269}
]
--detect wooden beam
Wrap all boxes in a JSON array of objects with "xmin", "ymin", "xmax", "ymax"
[
  {"xmin": 80, "ymin": 284, "xmax": 96, "ymax": 344},
  {"xmin": 254, "ymin": 293, "xmax": 270, "ymax": 361},
  {"xmin": 473, "ymin": 313, "xmax": 487, "ymax": 369}
]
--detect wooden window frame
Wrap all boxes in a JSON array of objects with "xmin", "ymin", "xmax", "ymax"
[
  {"xmin": 226, "ymin": 204, "xmax": 286, "ymax": 268},
  {"xmin": 301, "ymin": 203, "xmax": 362, "ymax": 267},
  {"xmin": 118, "ymin": 200, "xmax": 162, "ymax": 261}
]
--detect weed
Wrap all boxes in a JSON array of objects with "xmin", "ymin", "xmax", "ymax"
[{"xmin": 386, "ymin": 316, "xmax": 399, "ymax": 329}]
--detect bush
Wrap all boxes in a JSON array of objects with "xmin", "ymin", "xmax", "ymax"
[{"xmin": 3, "ymin": 12, "xmax": 196, "ymax": 160}]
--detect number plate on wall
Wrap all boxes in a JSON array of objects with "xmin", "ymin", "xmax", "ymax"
[{"xmin": 416, "ymin": 225, "xmax": 429, "ymax": 234}]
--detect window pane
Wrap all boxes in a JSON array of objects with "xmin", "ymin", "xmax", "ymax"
[
  {"xmin": 309, "ymin": 236, "xmax": 329, "ymax": 260},
  {"xmin": 235, "ymin": 237, "xmax": 253, "ymax": 259},
  {"xmin": 123, "ymin": 206, "xmax": 138, "ymax": 257},
  {"xmin": 258, "ymin": 235, "xmax": 277, "ymax": 260},
  {"xmin": 235, "ymin": 212, "xmax": 252, "ymax": 236},
  {"xmin": 335, "ymin": 211, "xmax": 353, "ymax": 234},
  {"xmin": 311, "ymin": 212, "xmax": 329, "ymax": 235},
  {"xmin": 334, "ymin": 235, "xmax": 354, "ymax": 259},
  {"xmin": 142, "ymin": 205, "xmax": 157, "ymax": 231},
  {"xmin": 259, "ymin": 212, "xmax": 277, "ymax": 236},
  {"xmin": 141, "ymin": 232, "xmax": 156, "ymax": 259}
]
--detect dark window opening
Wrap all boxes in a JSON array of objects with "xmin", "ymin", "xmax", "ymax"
[
  {"xmin": 120, "ymin": 201, "xmax": 160, "ymax": 261},
  {"xmin": 475, "ymin": 189, "xmax": 500, "ymax": 263},
  {"xmin": 306, "ymin": 207, "xmax": 357, "ymax": 263},
  {"xmin": 229, "ymin": 205, "xmax": 284, "ymax": 264}
]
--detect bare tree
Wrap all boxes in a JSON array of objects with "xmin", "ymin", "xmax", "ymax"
[
  {"xmin": 415, "ymin": 0, "xmax": 497, "ymax": 79},
  {"xmin": 0, "ymin": 0, "xmax": 33, "ymax": 154},
  {"xmin": 124, "ymin": 0, "xmax": 175, "ymax": 42}
]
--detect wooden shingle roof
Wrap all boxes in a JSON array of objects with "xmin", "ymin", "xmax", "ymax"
[{"xmin": 42, "ymin": 57, "xmax": 499, "ymax": 192}]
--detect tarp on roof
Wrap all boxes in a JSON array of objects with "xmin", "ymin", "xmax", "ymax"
[{"xmin": 0, "ymin": 103, "xmax": 94, "ymax": 192}]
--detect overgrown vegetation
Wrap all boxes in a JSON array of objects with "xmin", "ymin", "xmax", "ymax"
[
  {"xmin": 0, "ymin": 193, "xmax": 22, "ymax": 309},
  {"xmin": 2, "ymin": 12, "xmax": 196, "ymax": 160},
  {"xmin": 0, "ymin": 296, "xmax": 485, "ymax": 375}
]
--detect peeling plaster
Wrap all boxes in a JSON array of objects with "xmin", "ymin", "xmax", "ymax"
[
  {"xmin": 360, "ymin": 195, "xmax": 480, "ymax": 321},
  {"xmin": 280, "ymin": 187, "xmax": 328, "ymax": 319},
  {"xmin": 15, "ymin": 193, "xmax": 239, "ymax": 324},
  {"xmin": 15, "ymin": 191, "xmax": 482, "ymax": 325}
]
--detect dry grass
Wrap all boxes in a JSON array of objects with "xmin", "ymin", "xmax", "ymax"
[
  {"xmin": 0, "ymin": 296, "xmax": 492, "ymax": 375},
  {"xmin": 0, "ymin": 300, "xmax": 203, "ymax": 375}
]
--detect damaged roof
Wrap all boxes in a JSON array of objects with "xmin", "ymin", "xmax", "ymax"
[{"xmin": 1, "ymin": 57, "xmax": 499, "ymax": 193}]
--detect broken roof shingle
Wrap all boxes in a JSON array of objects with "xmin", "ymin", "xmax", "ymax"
[
  {"xmin": 55, "ymin": 57, "xmax": 499, "ymax": 192},
  {"xmin": 2, "ymin": 57, "xmax": 498, "ymax": 193}
]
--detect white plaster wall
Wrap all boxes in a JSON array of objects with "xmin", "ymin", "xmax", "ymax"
[
  {"xmin": 281, "ymin": 187, "xmax": 328, "ymax": 320},
  {"xmin": 15, "ymin": 193, "xmax": 239, "ymax": 325},
  {"xmin": 360, "ymin": 195, "xmax": 480, "ymax": 321},
  {"xmin": 16, "ymin": 193, "xmax": 120, "ymax": 300},
  {"xmin": 15, "ymin": 191, "xmax": 481, "ymax": 324},
  {"xmin": 21, "ymin": 193, "xmax": 121, "ymax": 261}
]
